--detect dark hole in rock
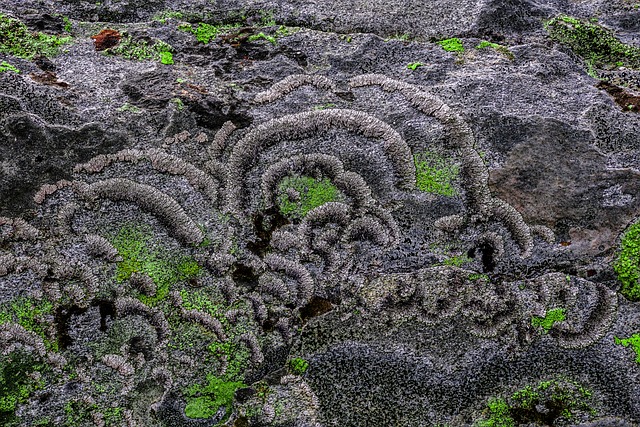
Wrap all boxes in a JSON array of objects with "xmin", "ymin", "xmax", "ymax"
[
  {"xmin": 247, "ymin": 207, "xmax": 290, "ymax": 257},
  {"xmin": 55, "ymin": 305, "xmax": 88, "ymax": 350},
  {"xmin": 300, "ymin": 296, "xmax": 333, "ymax": 322},
  {"xmin": 232, "ymin": 263, "xmax": 259, "ymax": 289},
  {"xmin": 468, "ymin": 243, "xmax": 496, "ymax": 272},
  {"xmin": 97, "ymin": 299, "xmax": 115, "ymax": 332},
  {"xmin": 234, "ymin": 387, "xmax": 256, "ymax": 403}
]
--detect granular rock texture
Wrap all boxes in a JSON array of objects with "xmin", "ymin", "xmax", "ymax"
[{"xmin": 1, "ymin": 1, "xmax": 640, "ymax": 426}]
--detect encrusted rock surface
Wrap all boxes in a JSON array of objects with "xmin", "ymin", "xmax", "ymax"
[{"xmin": 1, "ymin": 1, "xmax": 640, "ymax": 426}]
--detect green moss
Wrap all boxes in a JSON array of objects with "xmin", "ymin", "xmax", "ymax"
[
  {"xmin": 64, "ymin": 400, "xmax": 97, "ymax": 427},
  {"xmin": 184, "ymin": 374, "xmax": 246, "ymax": 420},
  {"xmin": 0, "ymin": 298, "xmax": 57, "ymax": 351},
  {"xmin": 414, "ymin": 152, "xmax": 460, "ymax": 196},
  {"xmin": 545, "ymin": 15, "xmax": 640, "ymax": 74},
  {"xmin": 476, "ymin": 40, "xmax": 514, "ymax": 60},
  {"xmin": 531, "ymin": 308, "xmax": 566, "ymax": 334},
  {"xmin": 407, "ymin": 62, "xmax": 424, "ymax": 70},
  {"xmin": 179, "ymin": 22, "xmax": 242, "ymax": 44},
  {"xmin": 477, "ymin": 379, "xmax": 594, "ymax": 427},
  {"xmin": 110, "ymin": 225, "xmax": 202, "ymax": 306},
  {"xmin": 477, "ymin": 398, "xmax": 514, "ymax": 427},
  {"xmin": 442, "ymin": 255, "xmax": 471, "ymax": 267},
  {"xmin": 0, "ymin": 13, "xmax": 72, "ymax": 60},
  {"xmin": 288, "ymin": 357, "xmax": 309, "ymax": 375},
  {"xmin": 614, "ymin": 333, "xmax": 640, "ymax": 363},
  {"xmin": 468, "ymin": 273, "xmax": 490, "ymax": 281},
  {"xmin": 277, "ymin": 175, "xmax": 342, "ymax": 219},
  {"xmin": 248, "ymin": 32, "xmax": 277, "ymax": 45},
  {"xmin": 106, "ymin": 35, "xmax": 174, "ymax": 64},
  {"xmin": 171, "ymin": 97, "xmax": 185, "ymax": 110},
  {"xmin": 153, "ymin": 10, "xmax": 184, "ymax": 24},
  {"xmin": 116, "ymin": 103, "xmax": 141, "ymax": 113},
  {"xmin": 437, "ymin": 37, "xmax": 464, "ymax": 53},
  {"xmin": 179, "ymin": 288, "xmax": 250, "ymax": 379},
  {"xmin": 0, "ymin": 351, "xmax": 46, "ymax": 424},
  {"xmin": 0, "ymin": 61, "xmax": 19, "ymax": 73},
  {"xmin": 614, "ymin": 220, "xmax": 640, "ymax": 300}
]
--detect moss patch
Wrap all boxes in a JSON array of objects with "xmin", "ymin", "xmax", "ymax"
[
  {"xmin": 437, "ymin": 37, "xmax": 464, "ymax": 53},
  {"xmin": 476, "ymin": 378, "xmax": 594, "ymax": 426},
  {"xmin": 614, "ymin": 220, "xmax": 640, "ymax": 300},
  {"xmin": 288, "ymin": 357, "xmax": 309, "ymax": 375},
  {"xmin": 0, "ymin": 298, "xmax": 57, "ymax": 351},
  {"xmin": 0, "ymin": 351, "xmax": 46, "ymax": 425},
  {"xmin": 545, "ymin": 15, "xmax": 640, "ymax": 76},
  {"xmin": 0, "ymin": 61, "xmax": 19, "ymax": 73},
  {"xmin": 0, "ymin": 13, "xmax": 72, "ymax": 60},
  {"xmin": 105, "ymin": 34, "xmax": 174, "ymax": 64},
  {"xmin": 414, "ymin": 152, "xmax": 460, "ymax": 196},
  {"xmin": 277, "ymin": 175, "xmax": 342, "ymax": 219},
  {"xmin": 184, "ymin": 374, "xmax": 246, "ymax": 420},
  {"xmin": 110, "ymin": 225, "xmax": 202, "ymax": 305},
  {"xmin": 476, "ymin": 40, "xmax": 514, "ymax": 60},
  {"xmin": 179, "ymin": 22, "xmax": 242, "ymax": 44},
  {"xmin": 531, "ymin": 308, "xmax": 566, "ymax": 334},
  {"xmin": 614, "ymin": 333, "xmax": 640, "ymax": 363}
]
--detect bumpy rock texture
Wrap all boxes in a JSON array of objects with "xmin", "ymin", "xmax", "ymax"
[{"xmin": 1, "ymin": 1, "xmax": 640, "ymax": 426}]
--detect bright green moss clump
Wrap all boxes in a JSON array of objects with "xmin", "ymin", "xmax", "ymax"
[
  {"xmin": 110, "ymin": 225, "xmax": 202, "ymax": 305},
  {"xmin": 179, "ymin": 22, "xmax": 242, "ymax": 44},
  {"xmin": 531, "ymin": 308, "xmax": 566, "ymax": 333},
  {"xmin": 277, "ymin": 176, "xmax": 342, "ymax": 219},
  {"xmin": 288, "ymin": 357, "xmax": 309, "ymax": 375},
  {"xmin": 0, "ymin": 298, "xmax": 57, "ymax": 351},
  {"xmin": 614, "ymin": 333, "xmax": 640, "ymax": 363},
  {"xmin": 0, "ymin": 13, "xmax": 72, "ymax": 60},
  {"xmin": 0, "ymin": 61, "xmax": 19, "ymax": 73},
  {"xmin": 545, "ymin": 15, "xmax": 640, "ymax": 74},
  {"xmin": 414, "ymin": 152, "xmax": 460, "ymax": 196},
  {"xmin": 107, "ymin": 35, "xmax": 174, "ymax": 64},
  {"xmin": 614, "ymin": 221, "xmax": 640, "ymax": 300},
  {"xmin": 438, "ymin": 37, "xmax": 464, "ymax": 53},
  {"xmin": 184, "ymin": 374, "xmax": 246, "ymax": 419},
  {"xmin": 477, "ymin": 398, "xmax": 514, "ymax": 427}
]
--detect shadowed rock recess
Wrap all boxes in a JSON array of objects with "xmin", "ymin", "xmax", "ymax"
[{"xmin": 2, "ymin": 0, "xmax": 640, "ymax": 426}]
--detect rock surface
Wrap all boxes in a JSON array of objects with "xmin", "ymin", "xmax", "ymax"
[{"xmin": 1, "ymin": 1, "xmax": 640, "ymax": 426}]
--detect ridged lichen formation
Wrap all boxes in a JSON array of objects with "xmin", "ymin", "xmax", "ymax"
[
  {"xmin": 82, "ymin": 178, "xmax": 204, "ymax": 245},
  {"xmin": 348, "ymin": 73, "xmax": 548, "ymax": 257},
  {"xmin": 254, "ymin": 74, "xmax": 337, "ymax": 104},
  {"xmin": 227, "ymin": 108, "xmax": 415, "ymax": 213}
]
